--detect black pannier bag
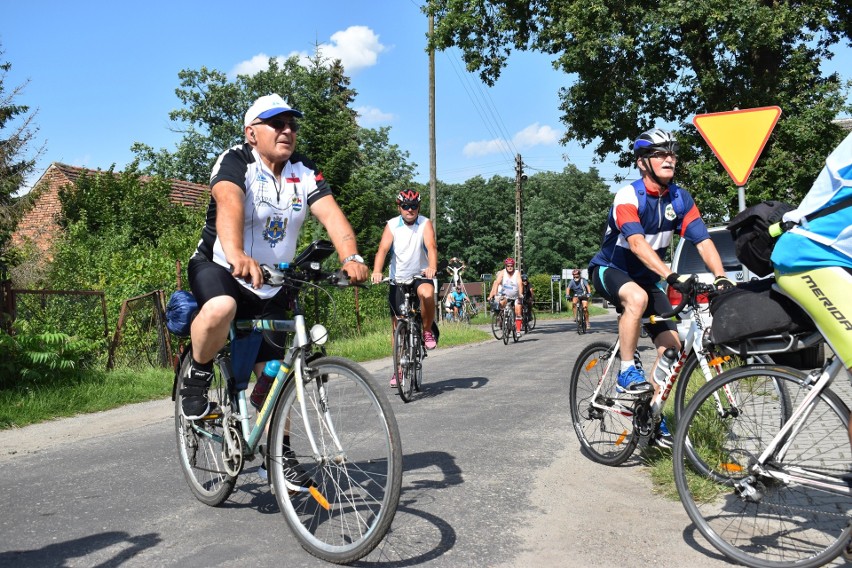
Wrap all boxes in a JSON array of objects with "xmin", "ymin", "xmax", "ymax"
[
  {"xmin": 726, "ymin": 200, "xmax": 794, "ymax": 277},
  {"xmin": 709, "ymin": 278, "xmax": 814, "ymax": 345}
]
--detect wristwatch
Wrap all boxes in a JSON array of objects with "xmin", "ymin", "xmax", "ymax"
[{"xmin": 341, "ymin": 254, "xmax": 365, "ymax": 265}]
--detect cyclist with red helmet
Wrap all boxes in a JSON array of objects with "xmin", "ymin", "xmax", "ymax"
[
  {"xmin": 487, "ymin": 257, "xmax": 524, "ymax": 333},
  {"xmin": 371, "ymin": 190, "xmax": 439, "ymax": 386},
  {"xmin": 588, "ymin": 128, "xmax": 732, "ymax": 447}
]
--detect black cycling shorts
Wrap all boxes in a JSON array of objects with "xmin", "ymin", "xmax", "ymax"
[
  {"xmin": 387, "ymin": 277, "xmax": 432, "ymax": 318},
  {"xmin": 188, "ymin": 255, "xmax": 294, "ymax": 363},
  {"xmin": 589, "ymin": 264, "xmax": 676, "ymax": 339}
]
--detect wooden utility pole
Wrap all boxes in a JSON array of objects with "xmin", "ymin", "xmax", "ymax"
[
  {"xmin": 428, "ymin": 13, "xmax": 437, "ymax": 231},
  {"xmin": 514, "ymin": 154, "xmax": 525, "ymax": 270}
]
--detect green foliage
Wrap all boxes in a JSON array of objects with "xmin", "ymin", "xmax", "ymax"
[
  {"xmin": 0, "ymin": 45, "xmax": 41, "ymax": 252},
  {"xmin": 437, "ymin": 167, "xmax": 612, "ymax": 276},
  {"xmin": 425, "ymin": 0, "xmax": 852, "ymax": 216},
  {"xmin": 0, "ymin": 327, "xmax": 100, "ymax": 389}
]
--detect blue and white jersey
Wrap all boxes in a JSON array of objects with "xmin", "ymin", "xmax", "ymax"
[
  {"xmin": 589, "ymin": 180, "xmax": 710, "ymax": 285},
  {"xmin": 194, "ymin": 143, "xmax": 332, "ymax": 299},
  {"xmin": 772, "ymin": 132, "xmax": 852, "ymax": 273}
]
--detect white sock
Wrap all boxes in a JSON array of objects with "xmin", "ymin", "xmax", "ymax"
[{"xmin": 620, "ymin": 360, "xmax": 633, "ymax": 373}]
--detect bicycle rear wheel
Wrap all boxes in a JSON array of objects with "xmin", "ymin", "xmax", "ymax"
[
  {"xmin": 528, "ymin": 307, "xmax": 536, "ymax": 331},
  {"xmin": 568, "ymin": 341, "xmax": 638, "ymax": 465},
  {"xmin": 174, "ymin": 352, "xmax": 237, "ymax": 506},
  {"xmin": 673, "ymin": 366, "xmax": 852, "ymax": 568},
  {"xmin": 269, "ymin": 356, "xmax": 403, "ymax": 564}
]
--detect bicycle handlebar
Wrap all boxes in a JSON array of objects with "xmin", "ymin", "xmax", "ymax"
[
  {"xmin": 260, "ymin": 262, "xmax": 354, "ymax": 288},
  {"xmin": 649, "ymin": 275, "xmax": 715, "ymax": 323}
]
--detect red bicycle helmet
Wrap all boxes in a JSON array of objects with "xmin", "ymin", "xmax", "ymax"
[
  {"xmin": 396, "ymin": 189, "xmax": 421, "ymax": 205},
  {"xmin": 504, "ymin": 257, "xmax": 515, "ymax": 267}
]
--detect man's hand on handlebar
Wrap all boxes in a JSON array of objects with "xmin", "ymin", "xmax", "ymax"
[
  {"xmin": 228, "ymin": 252, "xmax": 264, "ymax": 289},
  {"xmin": 714, "ymin": 275, "xmax": 735, "ymax": 290},
  {"xmin": 666, "ymin": 272, "xmax": 695, "ymax": 294},
  {"xmin": 342, "ymin": 260, "xmax": 368, "ymax": 283}
]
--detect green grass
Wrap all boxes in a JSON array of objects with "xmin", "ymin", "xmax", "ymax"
[{"xmin": 0, "ymin": 319, "xmax": 496, "ymax": 429}]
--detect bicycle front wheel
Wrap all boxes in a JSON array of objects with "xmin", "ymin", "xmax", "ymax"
[
  {"xmin": 269, "ymin": 356, "xmax": 403, "ymax": 564},
  {"xmin": 568, "ymin": 341, "xmax": 638, "ymax": 465},
  {"xmin": 502, "ymin": 312, "xmax": 511, "ymax": 345},
  {"xmin": 397, "ymin": 322, "xmax": 417, "ymax": 402},
  {"xmin": 174, "ymin": 352, "xmax": 237, "ymax": 506},
  {"xmin": 492, "ymin": 312, "xmax": 503, "ymax": 340},
  {"xmin": 673, "ymin": 366, "xmax": 852, "ymax": 568},
  {"xmin": 672, "ymin": 351, "xmax": 775, "ymax": 422},
  {"xmin": 528, "ymin": 308, "xmax": 536, "ymax": 331}
]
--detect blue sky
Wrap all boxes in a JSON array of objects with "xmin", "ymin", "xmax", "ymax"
[{"xmin": 3, "ymin": 0, "xmax": 850, "ymax": 194}]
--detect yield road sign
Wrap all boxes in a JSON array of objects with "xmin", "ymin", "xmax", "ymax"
[{"xmin": 693, "ymin": 106, "xmax": 781, "ymax": 186}]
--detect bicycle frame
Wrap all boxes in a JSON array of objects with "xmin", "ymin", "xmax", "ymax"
[
  {"xmin": 194, "ymin": 311, "xmax": 339, "ymax": 468},
  {"xmin": 589, "ymin": 304, "xmax": 717, "ymax": 423},
  {"xmin": 750, "ymin": 357, "xmax": 851, "ymax": 495}
]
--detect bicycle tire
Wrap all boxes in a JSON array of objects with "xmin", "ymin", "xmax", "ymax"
[
  {"xmin": 512, "ymin": 316, "xmax": 519, "ymax": 343},
  {"xmin": 492, "ymin": 312, "xmax": 503, "ymax": 340},
  {"xmin": 502, "ymin": 310, "xmax": 511, "ymax": 345},
  {"xmin": 568, "ymin": 341, "xmax": 638, "ymax": 465},
  {"xmin": 673, "ymin": 366, "xmax": 852, "ymax": 568},
  {"xmin": 528, "ymin": 307, "xmax": 536, "ymax": 331},
  {"xmin": 174, "ymin": 352, "xmax": 237, "ymax": 506},
  {"xmin": 393, "ymin": 322, "xmax": 415, "ymax": 402},
  {"xmin": 672, "ymin": 351, "xmax": 775, "ymax": 422},
  {"xmin": 268, "ymin": 356, "xmax": 403, "ymax": 564}
]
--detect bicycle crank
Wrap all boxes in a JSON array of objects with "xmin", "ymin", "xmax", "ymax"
[{"xmin": 222, "ymin": 424, "xmax": 244, "ymax": 476}]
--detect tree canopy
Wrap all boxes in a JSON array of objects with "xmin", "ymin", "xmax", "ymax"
[
  {"xmin": 0, "ymin": 46, "xmax": 42, "ymax": 254},
  {"xmin": 425, "ymin": 0, "xmax": 852, "ymax": 218}
]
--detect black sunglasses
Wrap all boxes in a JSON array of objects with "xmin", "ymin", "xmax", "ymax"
[
  {"xmin": 257, "ymin": 115, "xmax": 300, "ymax": 132},
  {"xmin": 399, "ymin": 203, "xmax": 419, "ymax": 211}
]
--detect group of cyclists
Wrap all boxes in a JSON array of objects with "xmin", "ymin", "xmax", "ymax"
[{"xmin": 179, "ymin": 94, "xmax": 851, "ymax": 562}]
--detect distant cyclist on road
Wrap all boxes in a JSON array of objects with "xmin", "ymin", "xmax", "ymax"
[
  {"xmin": 448, "ymin": 285, "xmax": 468, "ymax": 321},
  {"xmin": 567, "ymin": 269, "xmax": 592, "ymax": 327},
  {"xmin": 588, "ymin": 128, "xmax": 733, "ymax": 447},
  {"xmin": 371, "ymin": 189, "xmax": 439, "ymax": 387},
  {"xmin": 487, "ymin": 257, "xmax": 524, "ymax": 334}
]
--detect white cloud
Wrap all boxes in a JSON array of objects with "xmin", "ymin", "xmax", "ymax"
[
  {"xmin": 463, "ymin": 123, "xmax": 562, "ymax": 157},
  {"xmin": 319, "ymin": 26, "xmax": 385, "ymax": 74},
  {"xmin": 463, "ymin": 139, "xmax": 512, "ymax": 157},
  {"xmin": 355, "ymin": 106, "xmax": 394, "ymax": 126},
  {"xmin": 513, "ymin": 123, "xmax": 560, "ymax": 147},
  {"xmin": 229, "ymin": 26, "xmax": 385, "ymax": 78}
]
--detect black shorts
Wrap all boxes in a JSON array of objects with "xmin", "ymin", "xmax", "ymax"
[
  {"xmin": 188, "ymin": 255, "xmax": 293, "ymax": 363},
  {"xmin": 387, "ymin": 277, "xmax": 432, "ymax": 318},
  {"xmin": 589, "ymin": 264, "xmax": 676, "ymax": 340}
]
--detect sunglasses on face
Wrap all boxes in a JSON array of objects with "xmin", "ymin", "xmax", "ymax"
[
  {"xmin": 649, "ymin": 151, "xmax": 676, "ymax": 160},
  {"xmin": 399, "ymin": 203, "xmax": 419, "ymax": 211},
  {"xmin": 256, "ymin": 116, "xmax": 300, "ymax": 132}
]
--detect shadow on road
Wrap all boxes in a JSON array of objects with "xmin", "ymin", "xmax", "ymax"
[{"xmin": 0, "ymin": 531, "xmax": 161, "ymax": 568}]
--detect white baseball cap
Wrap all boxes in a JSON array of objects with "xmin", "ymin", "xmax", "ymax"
[{"xmin": 243, "ymin": 94, "xmax": 303, "ymax": 127}]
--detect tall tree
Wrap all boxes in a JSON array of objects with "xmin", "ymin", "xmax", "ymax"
[
  {"xmin": 424, "ymin": 1, "xmax": 852, "ymax": 217},
  {"xmin": 132, "ymin": 49, "xmax": 418, "ymax": 255},
  {"xmin": 522, "ymin": 166, "xmax": 612, "ymax": 275},
  {"xmin": 0, "ymin": 47, "xmax": 42, "ymax": 254}
]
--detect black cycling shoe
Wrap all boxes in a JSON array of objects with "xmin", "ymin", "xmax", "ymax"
[
  {"xmin": 282, "ymin": 448, "xmax": 315, "ymax": 493},
  {"xmin": 180, "ymin": 363, "xmax": 214, "ymax": 419}
]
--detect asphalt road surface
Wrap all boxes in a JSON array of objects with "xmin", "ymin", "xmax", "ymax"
[{"xmin": 0, "ymin": 314, "xmax": 749, "ymax": 567}]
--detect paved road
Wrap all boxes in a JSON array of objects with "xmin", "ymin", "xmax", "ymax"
[{"xmin": 0, "ymin": 314, "xmax": 742, "ymax": 567}]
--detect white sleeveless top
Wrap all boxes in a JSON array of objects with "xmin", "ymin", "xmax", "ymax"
[
  {"xmin": 500, "ymin": 269, "xmax": 520, "ymax": 299},
  {"xmin": 388, "ymin": 215, "xmax": 430, "ymax": 280}
]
